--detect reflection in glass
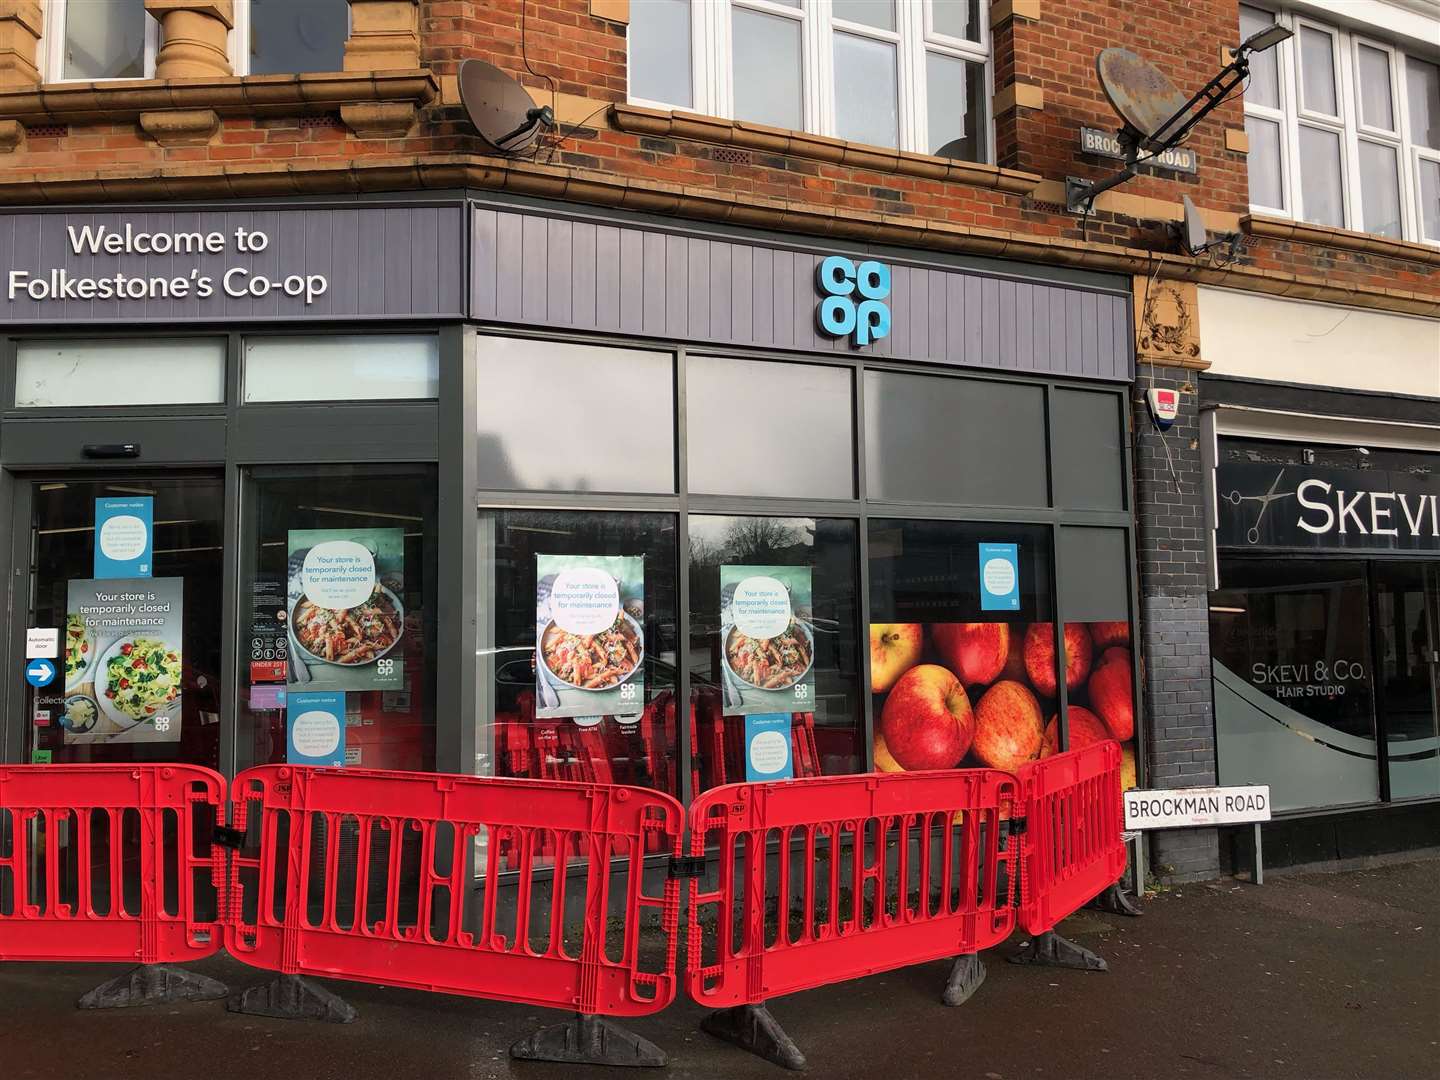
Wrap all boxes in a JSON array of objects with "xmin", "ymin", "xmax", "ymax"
[
  {"xmin": 1300, "ymin": 26, "xmax": 1338, "ymax": 115},
  {"xmin": 1356, "ymin": 44, "xmax": 1394, "ymax": 131},
  {"xmin": 1239, "ymin": 5, "xmax": 1279, "ymax": 109},
  {"xmin": 927, "ymin": 52, "xmax": 988, "ymax": 162},
  {"xmin": 834, "ymin": 33, "xmax": 899, "ymax": 147},
  {"xmin": 476, "ymin": 509, "xmax": 679, "ymax": 797},
  {"xmin": 1299, "ymin": 125, "xmax": 1344, "ymax": 227},
  {"xmin": 687, "ymin": 356, "xmax": 854, "ymax": 498},
  {"xmin": 244, "ymin": 334, "xmax": 438, "ymax": 402},
  {"xmin": 15, "ymin": 339, "xmax": 226, "ymax": 408},
  {"xmin": 1374, "ymin": 562, "xmax": 1440, "ymax": 799},
  {"xmin": 476, "ymin": 336, "xmax": 675, "ymax": 493},
  {"xmin": 64, "ymin": 0, "xmax": 147, "ymax": 79},
  {"xmin": 628, "ymin": 0, "xmax": 693, "ymax": 107},
  {"xmin": 932, "ymin": 0, "xmax": 982, "ymax": 42},
  {"xmin": 689, "ymin": 516, "xmax": 862, "ymax": 791},
  {"xmin": 1211, "ymin": 559, "xmax": 1379, "ymax": 811},
  {"xmin": 1245, "ymin": 116, "xmax": 1285, "ymax": 209},
  {"xmin": 1358, "ymin": 140, "xmax": 1402, "ymax": 238},
  {"xmin": 732, "ymin": 7, "xmax": 803, "ymax": 131},
  {"xmin": 1405, "ymin": 57, "xmax": 1439, "ymax": 149},
  {"xmin": 248, "ymin": 0, "xmax": 348, "ymax": 75},
  {"xmin": 868, "ymin": 520, "xmax": 1056, "ymax": 775}
]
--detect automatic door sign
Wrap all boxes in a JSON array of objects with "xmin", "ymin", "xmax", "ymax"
[{"xmin": 25, "ymin": 658, "xmax": 57, "ymax": 688}]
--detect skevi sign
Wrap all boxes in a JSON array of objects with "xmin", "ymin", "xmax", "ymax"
[{"xmin": 815, "ymin": 256, "xmax": 891, "ymax": 347}]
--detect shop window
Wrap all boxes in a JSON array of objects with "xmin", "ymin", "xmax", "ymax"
[
  {"xmin": 1050, "ymin": 387, "xmax": 1126, "ymax": 511},
  {"xmin": 628, "ymin": 0, "xmax": 992, "ymax": 163},
  {"xmin": 863, "ymin": 370, "xmax": 1046, "ymax": 507},
  {"xmin": 1239, "ymin": 4, "xmax": 1440, "ymax": 244},
  {"xmin": 14, "ymin": 338, "xmax": 226, "ymax": 408},
  {"xmin": 476, "ymin": 336, "xmax": 676, "ymax": 494},
  {"xmin": 476, "ymin": 509, "xmax": 680, "ymax": 798},
  {"xmin": 1372, "ymin": 561, "xmax": 1440, "ymax": 799},
  {"xmin": 1058, "ymin": 526, "xmax": 1138, "ymax": 789},
  {"xmin": 238, "ymin": 465, "xmax": 438, "ymax": 772},
  {"xmin": 686, "ymin": 356, "xmax": 854, "ymax": 499},
  {"xmin": 688, "ymin": 515, "xmax": 863, "ymax": 792},
  {"xmin": 242, "ymin": 0, "xmax": 348, "ymax": 76},
  {"xmin": 867, "ymin": 520, "xmax": 1056, "ymax": 775},
  {"xmin": 1211, "ymin": 559, "xmax": 1379, "ymax": 812},
  {"xmin": 243, "ymin": 334, "xmax": 438, "ymax": 403},
  {"xmin": 25, "ymin": 476, "xmax": 225, "ymax": 770}
]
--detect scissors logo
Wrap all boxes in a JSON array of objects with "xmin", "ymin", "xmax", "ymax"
[{"xmin": 1224, "ymin": 469, "xmax": 1293, "ymax": 544}]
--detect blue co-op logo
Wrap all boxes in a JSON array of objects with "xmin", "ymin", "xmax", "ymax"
[{"xmin": 815, "ymin": 256, "xmax": 891, "ymax": 347}]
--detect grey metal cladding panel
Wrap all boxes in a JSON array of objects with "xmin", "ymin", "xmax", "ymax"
[
  {"xmin": 468, "ymin": 207, "xmax": 1132, "ymax": 381},
  {"xmin": 1, "ymin": 206, "xmax": 465, "ymax": 323}
]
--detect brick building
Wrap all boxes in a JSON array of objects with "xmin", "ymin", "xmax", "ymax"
[{"xmin": 0, "ymin": 1, "xmax": 1435, "ymax": 882}]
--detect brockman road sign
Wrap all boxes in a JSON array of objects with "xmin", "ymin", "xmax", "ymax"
[
  {"xmin": 1079, "ymin": 126, "xmax": 1199, "ymax": 175},
  {"xmin": 1124, "ymin": 784, "xmax": 1271, "ymax": 830}
]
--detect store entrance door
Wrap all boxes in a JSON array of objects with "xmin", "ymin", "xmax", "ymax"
[
  {"xmin": 1374, "ymin": 560, "xmax": 1440, "ymax": 800},
  {"xmin": 7, "ymin": 473, "xmax": 225, "ymax": 769}
]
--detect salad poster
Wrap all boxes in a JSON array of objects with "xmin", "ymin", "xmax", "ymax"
[
  {"xmin": 720, "ymin": 565, "xmax": 815, "ymax": 717},
  {"xmin": 287, "ymin": 528, "xmax": 405, "ymax": 692},
  {"xmin": 63, "ymin": 577, "xmax": 184, "ymax": 744},
  {"xmin": 535, "ymin": 553, "xmax": 644, "ymax": 720}
]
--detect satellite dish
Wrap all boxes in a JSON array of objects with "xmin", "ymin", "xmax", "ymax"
[
  {"xmin": 458, "ymin": 59, "xmax": 555, "ymax": 153},
  {"xmin": 1180, "ymin": 195, "xmax": 1208, "ymax": 255},
  {"xmin": 1096, "ymin": 48, "xmax": 1191, "ymax": 149}
]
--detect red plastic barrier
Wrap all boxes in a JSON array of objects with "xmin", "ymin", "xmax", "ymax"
[
  {"xmin": 0, "ymin": 764, "xmax": 225, "ymax": 964},
  {"xmin": 685, "ymin": 769, "xmax": 1019, "ymax": 1009},
  {"xmin": 1016, "ymin": 742, "xmax": 1127, "ymax": 935},
  {"xmin": 224, "ymin": 765, "xmax": 683, "ymax": 1016}
]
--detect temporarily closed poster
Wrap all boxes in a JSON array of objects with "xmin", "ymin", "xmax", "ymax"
[
  {"xmin": 719, "ymin": 565, "xmax": 815, "ymax": 716},
  {"xmin": 64, "ymin": 577, "xmax": 183, "ymax": 744},
  {"xmin": 287, "ymin": 528, "xmax": 404, "ymax": 691},
  {"xmin": 535, "ymin": 554, "xmax": 644, "ymax": 719}
]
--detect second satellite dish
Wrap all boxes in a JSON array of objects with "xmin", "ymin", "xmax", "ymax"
[
  {"xmin": 1096, "ymin": 48, "xmax": 1191, "ymax": 149},
  {"xmin": 458, "ymin": 58, "xmax": 555, "ymax": 153}
]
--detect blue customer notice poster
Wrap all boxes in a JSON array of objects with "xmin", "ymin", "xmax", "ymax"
[
  {"xmin": 979, "ymin": 542, "xmax": 1020, "ymax": 611},
  {"xmin": 287, "ymin": 691, "xmax": 346, "ymax": 767},
  {"xmin": 744, "ymin": 713, "xmax": 794, "ymax": 781},
  {"xmin": 94, "ymin": 498, "xmax": 154, "ymax": 578}
]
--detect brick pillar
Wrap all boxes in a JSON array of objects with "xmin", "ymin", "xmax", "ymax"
[
  {"xmin": 344, "ymin": 0, "xmax": 420, "ymax": 71},
  {"xmin": 990, "ymin": 0, "xmax": 1043, "ymax": 172},
  {"xmin": 145, "ymin": 0, "xmax": 234, "ymax": 79},
  {"xmin": 1132, "ymin": 277, "xmax": 1221, "ymax": 883},
  {"xmin": 0, "ymin": 0, "xmax": 42, "ymax": 88}
]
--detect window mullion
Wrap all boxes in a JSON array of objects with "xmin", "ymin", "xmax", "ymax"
[{"xmin": 810, "ymin": 0, "xmax": 834, "ymax": 138}]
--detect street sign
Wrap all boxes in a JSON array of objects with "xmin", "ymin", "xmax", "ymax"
[
  {"xmin": 1079, "ymin": 126, "xmax": 1199, "ymax": 175},
  {"xmin": 24, "ymin": 658, "xmax": 57, "ymax": 688},
  {"xmin": 1123, "ymin": 784, "xmax": 1270, "ymax": 830}
]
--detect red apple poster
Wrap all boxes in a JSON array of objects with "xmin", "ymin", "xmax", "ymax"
[
  {"xmin": 719, "ymin": 565, "xmax": 815, "ymax": 716},
  {"xmin": 871, "ymin": 620, "xmax": 1138, "ymax": 788}
]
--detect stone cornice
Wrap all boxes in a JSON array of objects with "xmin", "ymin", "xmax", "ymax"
[
  {"xmin": 0, "ymin": 153, "xmax": 1433, "ymax": 318},
  {"xmin": 1243, "ymin": 213, "xmax": 1440, "ymax": 268},
  {"xmin": 0, "ymin": 70, "xmax": 437, "ymax": 123},
  {"xmin": 610, "ymin": 103, "xmax": 1044, "ymax": 196}
]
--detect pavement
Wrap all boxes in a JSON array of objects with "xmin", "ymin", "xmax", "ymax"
[{"xmin": 0, "ymin": 859, "xmax": 1435, "ymax": 1080}]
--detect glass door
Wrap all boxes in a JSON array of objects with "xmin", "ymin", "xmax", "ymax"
[
  {"xmin": 1374, "ymin": 560, "xmax": 1440, "ymax": 799},
  {"xmin": 15, "ymin": 474, "xmax": 225, "ymax": 768}
]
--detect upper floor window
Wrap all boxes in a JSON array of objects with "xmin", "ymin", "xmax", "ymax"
[
  {"xmin": 1240, "ymin": 3, "xmax": 1440, "ymax": 245},
  {"xmin": 628, "ymin": 0, "xmax": 992, "ymax": 163},
  {"xmin": 44, "ymin": 0, "xmax": 349, "ymax": 81}
]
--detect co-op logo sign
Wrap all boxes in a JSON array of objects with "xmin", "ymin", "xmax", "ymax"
[{"xmin": 815, "ymin": 256, "xmax": 891, "ymax": 347}]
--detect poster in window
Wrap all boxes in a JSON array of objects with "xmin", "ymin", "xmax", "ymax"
[
  {"xmin": 94, "ymin": 497, "xmax": 153, "ymax": 579},
  {"xmin": 720, "ymin": 565, "xmax": 815, "ymax": 717},
  {"xmin": 286, "ymin": 528, "xmax": 405, "ymax": 692},
  {"xmin": 63, "ymin": 577, "xmax": 184, "ymax": 744},
  {"xmin": 535, "ymin": 554, "xmax": 645, "ymax": 719}
]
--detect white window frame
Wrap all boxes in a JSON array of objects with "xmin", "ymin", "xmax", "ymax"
[
  {"xmin": 1241, "ymin": 3, "xmax": 1440, "ymax": 246},
  {"xmin": 627, "ymin": 0, "xmax": 995, "ymax": 164}
]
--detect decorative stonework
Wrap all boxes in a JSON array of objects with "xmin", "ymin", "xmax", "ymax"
[
  {"xmin": 138, "ymin": 108, "xmax": 220, "ymax": 146},
  {"xmin": 345, "ymin": 0, "xmax": 421, "ymax": 72},
  {"xmin": 0, "ymin": 0, "xmax": 42, "ymax": 89},
  {"xmin": 145, "ymin": 1, "xmax": 235, "ymax": 79},
  {"xmin": 1135, "ymin": 277, "xmax": 1207, "ymax": 369},
  {"xmin": 340, "ymin": 101, "xmax": 416, "ymax": 138},
  {"xmin": 0, "ymin": 118, "xmax": 23, "ymax": 153}
]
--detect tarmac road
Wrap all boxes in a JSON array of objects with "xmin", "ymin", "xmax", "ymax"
[{"xmin": 0, "ymin": 859, "xmax": 1434, "ymax": 1080}]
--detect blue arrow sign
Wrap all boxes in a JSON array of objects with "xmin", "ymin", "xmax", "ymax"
[{"xmin": 25, "ymin": 658, "xmax": 56, "ymax": 688}]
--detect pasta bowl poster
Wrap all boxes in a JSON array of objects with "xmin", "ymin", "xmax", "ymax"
[
  {"xmin": 287, "ymin": 528, "xmax": 405, "ymax": 692},
  {"xmin": 64, "ymin": 577, "xmax": 183, "ymax": 744},
  {"xmin": 720, "ymin": 565, "xmax": 815, "ymax": 716},
  {"xmin": 535, "ymin": 554, "xmax": 644, "ymax": 719}
]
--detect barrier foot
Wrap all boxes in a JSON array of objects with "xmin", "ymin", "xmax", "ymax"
[
  {"xmin": 1088, "ymin": 882, "xmax": 1144, "ymax": 917},
  {"xmin": 700, "ymin": 1003, "xmax": 806, "ymax": 1072},
  {"xmin": 510, "ymin": 1013, "xmax": 666, "ymax": 1067},
  {"xmin": 941, "ymin": 952, "xmax": 987, "ymax": 1007},
  {"xmin": 227, "ymin": 974, "xmax": 357, "ymax": 1024},
  {"xmin": 77, "ymin": 964, "xmax": 228, "ymax": 1009},
  {"xmin": 1008, "ymin": 931, "xmax": 1108, "ymax": 972}
]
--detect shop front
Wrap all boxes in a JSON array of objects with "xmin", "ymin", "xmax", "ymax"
[{"xmin": 1, "ymin": 194, "xmax": 1141, "ymax": 809}]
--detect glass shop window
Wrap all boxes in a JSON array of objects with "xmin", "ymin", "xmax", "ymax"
[
  {"xmin": 238, "ymin": 465, "xmax": 438, "ymax": 772},
  {"xmin": 1211, "ymin": 558, "xmax": 1379, "ymax": 812},
  {"xmin": 476, "ymin": 509, "xmax": 680, "ymax": 798},
  {"xmin": 867, "ymin": 520, "xmax": 1056, "ymax": 775},
  {"xmin": 687, "ymin": 515, "xmax": 864, "ymax": 792},
  {"xmin": 1058, "ymin": 526, "xmax": 1138, "ymax": 789},
  {"xmin": 15, "ymin": 338, "xmax": 226, "ymax": 408},
  {"xmin": 243, "ymin": 334, "xmax": 438, "ymax": 403}
]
